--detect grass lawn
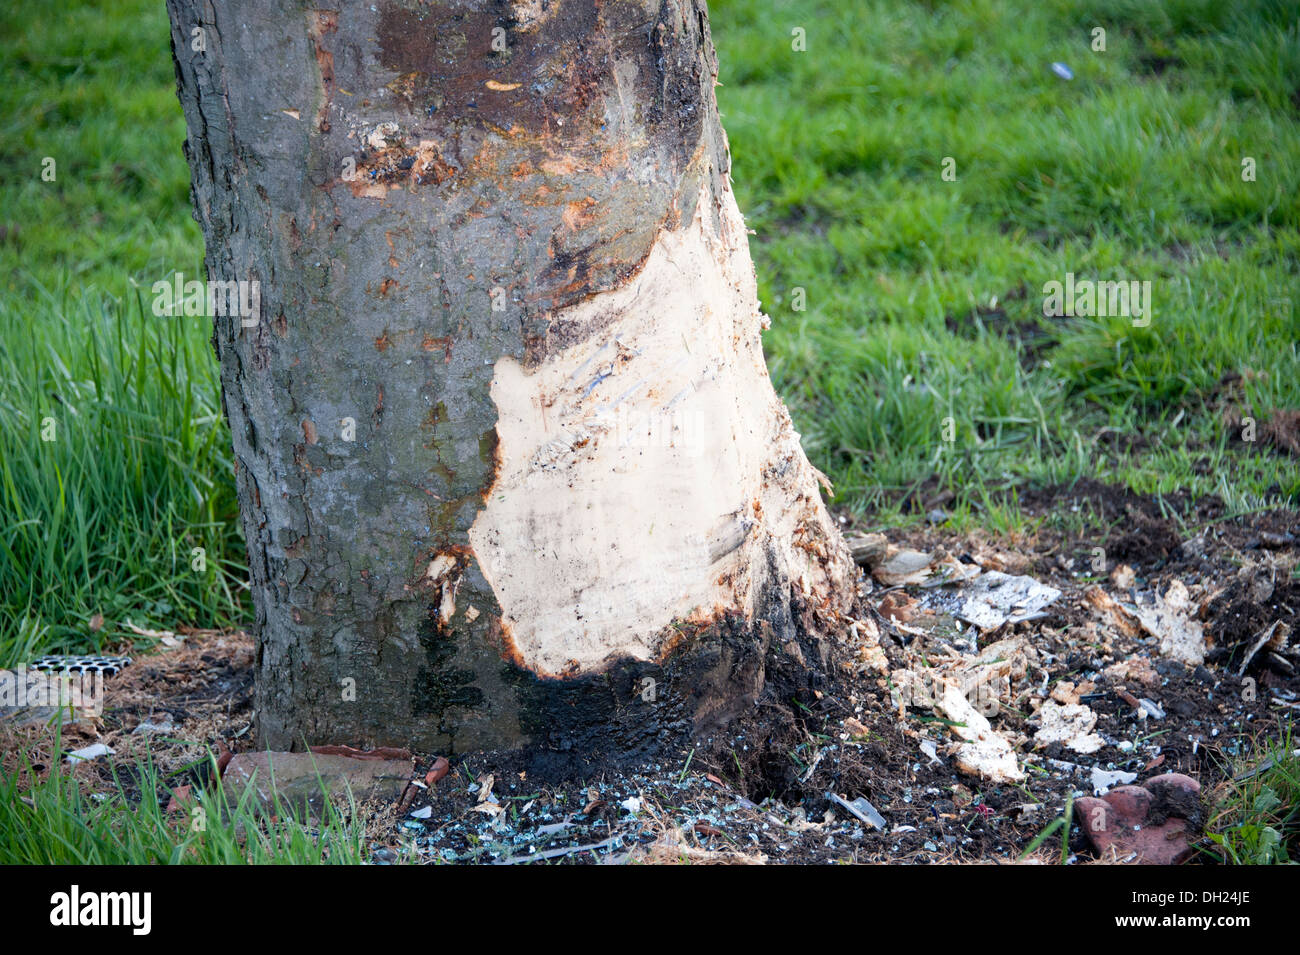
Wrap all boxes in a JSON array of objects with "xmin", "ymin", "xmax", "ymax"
[
  {"xmin": 0, "ymin": 0, "xmax": 1296, "ymax": 864},
  {"xmin": 0, "ymin": 737, "xmax": 368, "ymax": 864},
  {"xmin": 718, "ymin": 0, "xmax": 1299, "ymax": 522}
]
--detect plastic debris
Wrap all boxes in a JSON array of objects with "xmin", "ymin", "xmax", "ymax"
[
  {"xmin": 827, "ymin": 792, "xmax": 886, "ymax": 830},
  {"xmin": 1137, "ymin": 698, "xmax": 1165, "ymax": 720},
  {"xmin": 919, "ymin": 739, "xmax": 942, "ymax": 766},
  {"xmin": 1233, "ymin": 748, "xmax": 1300, "ymax": 782},
  {"xmin": 1090, "ymin": 767, "xmax": 1137, "ymax": 795},
  {"xmin": 31, "ymin": 654, "xmax": 132, "ymax": 675}
]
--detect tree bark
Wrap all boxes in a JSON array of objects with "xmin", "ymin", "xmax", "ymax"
[{"xmin": 166, "ymin": 0, "xmax": 858, "ymax": 768}]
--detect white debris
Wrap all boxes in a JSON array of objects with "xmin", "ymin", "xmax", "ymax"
[
  {"xmin": 827, "ymin": 792, "xmax": 886, "ymax": 830},
  {"xmin": 889, "ymin": 632, "xmax": 1039, "ymax": 784},
  {"xmin": 951, "ymin": 736, "xmax": 1025, "ymax": 784},
  {"xmin": 1033, "ymin": 700, "xmax": 1105, "ymax": 754},
  {"xmin": 132, "ymin": 719, "xmax": 177, "ymax": 735},
  {"xmin": 65, "ymin": 743, "xmax": 114, "ymax": 765},
  {"xmin": 955, "ymin": 572, "xmax": 1061, "ymax": 630},
  {"xmin": 1124, "ymin": 580, "xmax": 1206, "ymax": 665},
  {"xmin": 1090, "ymin": 767, "xmax": 1137, "ymax": 795},
  {"xmin": 365, "ymin": 121, "xmax": 398, "ymax": 150},
  {"xmin": 936, "ymin": 682, "xmax": 1024, "ymax": 783},
  {"xmin": 919, "ymin": 739, "xmax": 943, "ymax": 766},
  {"xmin": 1138, "ymin": 698, "xmax": 1165, "ymax": 720}
]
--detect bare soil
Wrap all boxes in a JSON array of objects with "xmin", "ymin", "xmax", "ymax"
[{"xmin": 6, "ymin": 482, "xmax": 1296, "ymax": 864}]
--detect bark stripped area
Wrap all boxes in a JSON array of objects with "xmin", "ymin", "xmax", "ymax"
[
  {"xmin": 166, "ymin": 0, "xmax": 858, "ymax": 764},
  {"xmin": 468, "ymin": 178, "xmax": 853, "ymax": 678}
]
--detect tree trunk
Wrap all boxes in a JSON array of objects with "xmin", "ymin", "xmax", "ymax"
[{"xmin": 166, "ymin": 0, "xmax": 858, "ymax": 768}]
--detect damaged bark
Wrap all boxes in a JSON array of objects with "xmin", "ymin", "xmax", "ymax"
[{"xmin": 166, "ymin": 0, "xmax": 859, "ymax": 768}]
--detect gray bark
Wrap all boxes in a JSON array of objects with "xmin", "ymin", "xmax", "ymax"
[{"xmin": 166, "ymin": 0, "xmax": 857, "ymax": 767}]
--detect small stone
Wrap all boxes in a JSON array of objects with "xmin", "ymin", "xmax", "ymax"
[
  {"xmin": 873, "ymin": 549, "xmax": 933, "ymax": 586},
  {"xmin": 166, "ymin": 785, "xmax": 194, "ymax": 813},
  {"xmin": 425, "ymin": 755, "xmax": 450, "ymax": 786}
]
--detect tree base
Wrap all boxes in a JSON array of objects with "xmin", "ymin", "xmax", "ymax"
[{"xmin": 442, "ymin": 572, "xmax": 852, "ymax": 782}]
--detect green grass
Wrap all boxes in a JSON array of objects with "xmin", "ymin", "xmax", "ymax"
[
  {"xmin": 713, "ymin": 0, "xmax": 1300, "ymax": 519},
  {"xmin": 1204, "ymin": 732, "xmax": 1300, "ymax": 864},
  {"xmin": 0, "ymin": 742, "xmax": 367, "ymax": 864},
  {"xmin": 0, "ymin": 0, "xmax": 244, "ymax": 664},
  {"xmin": 0, "ymin": 0, "xmax": 1296, "ymax": 664}
]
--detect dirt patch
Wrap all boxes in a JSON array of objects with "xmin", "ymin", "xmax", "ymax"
[
  {"xmin": 4, "ymin": 486, "xmax": 1296, "ymax": 864},
  {"xmin": 1262, "ymin": 409, "xmax": 1300, "ymax": 457},
  {"xmin": 943, "ymin": 283, "xmax": 1054, "ymax": 369},
  {"xmin": 1137, "ymin": 52, "xmax": 1181, "ymax": 76},
  {"xmin": 1, "ymin": 631, "xmax": 254, "ymax": 803},
  {"xmin": 1206, "ymin": 574, "xmax": 1298, "ymax": 673},
  {"xmin": 1017, "ymin": 477, "xmax": 1216, "ymax": 569}
]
